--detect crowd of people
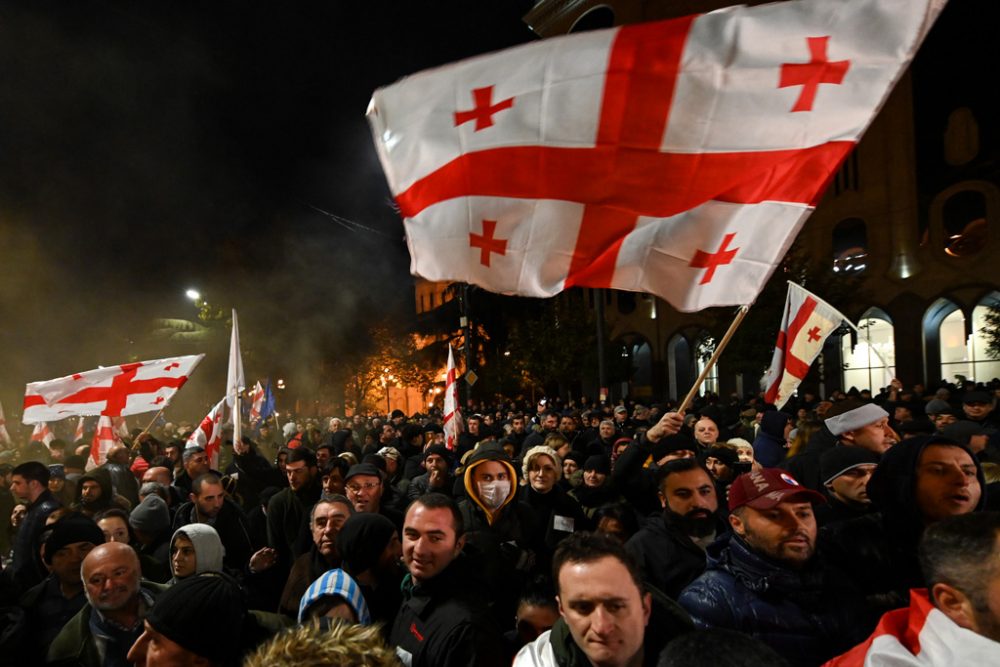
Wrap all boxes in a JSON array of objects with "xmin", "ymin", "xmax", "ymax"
[{"xmin": 1, "ymin": 377, "xmax": 1000, "ymax": 666}]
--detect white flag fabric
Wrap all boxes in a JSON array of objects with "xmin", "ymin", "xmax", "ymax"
[
  {"xmin": 187, "ymin": 398, "xmax": 227, "ymax": 470},
  {"xmin": 0, "ymin": 401, "xmax": 11, "ymax": 445},
  {"xmin": 88, "ymin": 415, "xmax": 121, "ymax": 469},
  {"xmin": 227, "ymin": 309, "xmax": 245, "ymax": 403},
  {"xmin": 824, "ymin": 589, "xmax": 1000, "ymax": 666},
  {"xmin": 30, "ymin": 422, "xmax": 54, "ymax": 446},
  {"xmin": 74, "ymin": 416, "xmax": 86, "ymax": 442},
  {"xmin": 249, "ymin": 381, "xmax": 265, "ymax": 423},
  {"xmin": 443, "ymin": 345, "xmax": 463, "ymax": 451},
  {"xmin": 368, "ymin": 0, "xmax": 944, "ymax": 312},
  {"xmin": 762, "ymin": 282, "xmax": 848, "ymax": 408},
  {"xmin": 23, "ymin": 354, "xmax": 204, "ymax": 423}
]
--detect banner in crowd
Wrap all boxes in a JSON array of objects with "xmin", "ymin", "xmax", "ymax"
[
  {"xmin": 367, "ymin": 0, "xmax": 944, "ymax": 312},
  {"xmin": 22, "ymin": 354, "xmax": 205, "ymax": 423}
]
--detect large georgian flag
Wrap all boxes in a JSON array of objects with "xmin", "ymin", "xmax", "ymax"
[
  {"xmin": 367, "ymin": 0, "xmax": 944, "ymax": 312},
  {"xmin": 824, "ymin": 589, "xmax": 1000, "ymax": 666},
  {"xmin": 762, "ymin": 282, "xmax": 847, "ymax": 408},
  {"xmin": 22, "ymin": 354, "xmax": 204, "ymax": 423}
]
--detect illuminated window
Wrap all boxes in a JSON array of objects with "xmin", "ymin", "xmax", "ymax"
[
  {"xmin": 842, "ymin": 313, "xmax": 894, "ymax": 392},
  {"xmin": 939, "ymin": 303, "xmax": 1000, "ymax": 382}
]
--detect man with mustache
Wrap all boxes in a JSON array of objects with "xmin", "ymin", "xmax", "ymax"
[
  {"xmin": 625, "ymin": 458, "xmax": 725, "ymax": 599},
  {"xmin": 678, "ymin": 468, "xmax": 868, "ymax": 667}
]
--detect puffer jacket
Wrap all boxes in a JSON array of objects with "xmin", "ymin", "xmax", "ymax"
[{"xmin": 678, "ymin": 533, "xmax": 868, "ymax": 667}]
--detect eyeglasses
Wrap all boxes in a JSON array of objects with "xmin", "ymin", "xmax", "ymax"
[{"xmin": 346, "ymin": 481, "xmax": 381, "ymax": 494}]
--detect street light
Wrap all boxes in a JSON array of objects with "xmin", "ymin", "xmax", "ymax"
[{"xmin": 185, "ymin": 289, "xmax": 201, "ymax": 301}]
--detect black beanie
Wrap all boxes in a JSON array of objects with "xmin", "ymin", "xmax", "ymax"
[
  {"xmin": 705, "ymin": 445, "xmax": 740, "ymax": 468},
  {"xmin": 336, "ymin": 513, "xmax": 397, "ymax": 576},
  {"xmin": 146, "ymin": 573, "xmax": 245, "ymax": 663},
  {"xmin": 423, "ymin": 444, "xmax": 451, "ymax": 462},
  {"xmin": 44, "ymin": 515, "xmax": 105, "ymax": 564},
  {"xmin": 584, "ymin": 455, "xmax": 611, "ymax": 475}
]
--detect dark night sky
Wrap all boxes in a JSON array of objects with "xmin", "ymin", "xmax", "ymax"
[
  {"xmin": 0, "ymin": 0, "xmax": 994, "ymax": 428},
  {"xmin": 0, "ymin": 0, "xmax": 536, "ymax": 421}
]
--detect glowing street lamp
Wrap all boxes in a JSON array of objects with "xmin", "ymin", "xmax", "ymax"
[{"xmin": 185, "ymin": 288, "xmax": 201, "ymax": 301}]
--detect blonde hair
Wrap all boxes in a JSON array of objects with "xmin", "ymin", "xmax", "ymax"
[{"xmin": 243, "ymin": 620, "xmax": 400, "ymax": 667}]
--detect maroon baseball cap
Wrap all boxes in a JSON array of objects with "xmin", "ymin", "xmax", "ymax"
[{"xmin": 728, "ymin": 468, "xmax": 826, "ymax": 512}]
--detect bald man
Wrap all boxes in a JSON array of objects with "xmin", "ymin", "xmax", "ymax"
[{"xmin": 48, "ymin": 542, "xmax": 167, "ymax": 666}]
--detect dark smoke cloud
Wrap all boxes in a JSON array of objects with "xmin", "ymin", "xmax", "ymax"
[{"xmin": 0, "ymin": 1, "xmax": 535, "ymax": 428}]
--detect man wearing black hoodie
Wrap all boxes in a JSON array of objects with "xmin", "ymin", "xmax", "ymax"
[
  {"xmin": 266, "ymin": 447, "xmax": 322, "ymax": 569},
  {"xmin": 819, "ymin": 434, "xmax": 986, "ymax": 621}
]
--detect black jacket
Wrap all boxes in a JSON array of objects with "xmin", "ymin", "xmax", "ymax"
[
  {"xmin": 266, "ymin": 478, "xmax": 322, "ymax": 567},
  {"xmin": 818, "ymin": 435, "xmax": 987, "ymax": 619},
  {"xmin": 781, "ymin": 426, "xmax": 839, "ymax": 492},
  {"xmin": 8, "ymin": 490, "xmax": 60, "ymax": 594},
  {"xmin": 390, "ymin": 557, "xmax": 505, "ymax": 667},
  {"xmin": 625, "ymin": 512, "xmax": 719, "ymax": 600}
]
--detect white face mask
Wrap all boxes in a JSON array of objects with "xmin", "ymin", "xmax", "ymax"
[{"xmin": 477, "ymin": 480, "xmax": 511, "ymax": 510}]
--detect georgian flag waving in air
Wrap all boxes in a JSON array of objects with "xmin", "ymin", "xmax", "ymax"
[
  {"xmin": 367, "ymin": 0, "xmax": 945, "ymax": 312},
  {"xmin": 22, "ymin": 354, "xmax": 204, "ymax": 424}
]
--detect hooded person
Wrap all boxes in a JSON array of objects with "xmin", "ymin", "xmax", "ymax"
[
  {"xmin": 169, "ymin": 524, "xmax": 225, "ymax": 583},
  {"xmin": 130, "ymin": 495, "xmax": 173, "ymax": 583},
  {"xmin": 335, "ymin": 512, "xmax": 404, "ymax": 633},
  {"xmin": 752, "ymin": 411, "xmax": 794, "ymax": 467},
  {"xmin": 458, "ymin": 442, "xmax": 542, "ymax": 623},
  {"xmin": 568, "ymin": 454, "xmax": 625, "ymax": 523},
  {"xmin": 819, "ymin": 435, "xmax": 987, "ymax": 621},
  {"xmin": 297, "ymin": 568, "xmax": 372, "ymax": 625},
  {"xmin": 72, "ymin": 466, "xmax": 129, "ymax": 517}
]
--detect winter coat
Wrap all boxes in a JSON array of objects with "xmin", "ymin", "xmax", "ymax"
[
  {"xmin": 678, "ymin": 533, "xmax": 868, "ymax": 667},
  {"xmin": 782, "ymin": 426, "xmax": 839, "ymax": 492},
  {"xmin": 753, "ymin": 411, "xmax": 793, "ymax": 468},
  {"xmin": 390, "ymin": 557, "xmax": 505, "ymax": 667},
  {"xmin": 8, "ymin": 489, "xmax": 60, "ymax": 594},
  {"xmin": 279, "ymin": 544, "xmax": 338, "ymax": 617},
  {"xmin": 514, "ymin": 588, "xmax": 693, "ymax": 667},
  {"xmin": 625, "ymin": 512, "xmax": 719, "ymax": 600},
  {"xmin": 818, "ymin": 435, "xmax": 987, "ymax": 619}
]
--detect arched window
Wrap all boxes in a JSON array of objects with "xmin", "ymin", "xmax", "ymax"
[
  {"xmin": 832, "ymin": 218, "xmax": 868, "ymax": 273},
  {"xmin": 942, "ymin": 190, "xmax": 987, "ymax": 257},
  {"xmin": 842, "ymin": 310, "xmax": 894, "ymax": 392},
  {"xmin": 937, "ymin": 303, "xmax": 1000, "ymax": 383}
]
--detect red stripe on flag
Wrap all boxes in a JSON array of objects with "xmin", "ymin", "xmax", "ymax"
[
  {"xmin": 783, "ymin": 297, "xmax": 819, "ymax": 379},
  {"xmin": 396, "ymin": 142, "xmax": 852, "ymax": 222},
  {"xmin": 564, "ymin": 18, "xmax": 692, "ymax": 287}
]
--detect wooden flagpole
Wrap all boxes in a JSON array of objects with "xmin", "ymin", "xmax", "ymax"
[
  {"xmin": 677, "ymin": 304, "xmax": 751, "ymax": 414},
  {"xmin": 132, "ymin": 407, "xmax": 167, "ymax": 448}
]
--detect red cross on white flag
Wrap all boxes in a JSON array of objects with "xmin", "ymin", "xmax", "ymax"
[
  {"xmin": 367, "ymin": 0, "xmax": 944, "ymax": 312},
  {"xmin": 22, "ymin": 354, "xmax": 205, "ymax": 424},
  {"xmin": 187, "ymin": 397, "xmax": 227, "ymax": 470},
  {"xmin": 88, "ymin": 415, "xmax": 122, "ymax": 468},
  {"xmin": 762, "ymin": 282, "xmax": 849, "ymax": 409},
  {"xmin": 442, "ymin": 345, "xmax": 463, "ymax": 451}
]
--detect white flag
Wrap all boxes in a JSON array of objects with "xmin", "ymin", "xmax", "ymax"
[
  {"xmin": 443, "ymin": 345, "xmax": 463, "ymax": 451},
  {"xmin": 368, "ymin": 0, "xmax": 944, "ymax": 312}
]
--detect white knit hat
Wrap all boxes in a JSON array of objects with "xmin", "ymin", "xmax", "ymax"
[{"xmin": 824, "ymin": 404, "xmax": 888, "ymax": 436}]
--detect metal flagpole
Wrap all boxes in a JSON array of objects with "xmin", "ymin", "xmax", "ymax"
[{"xmin": 677, "ymin": 304, "xmax": 751, "ymax": 414}]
